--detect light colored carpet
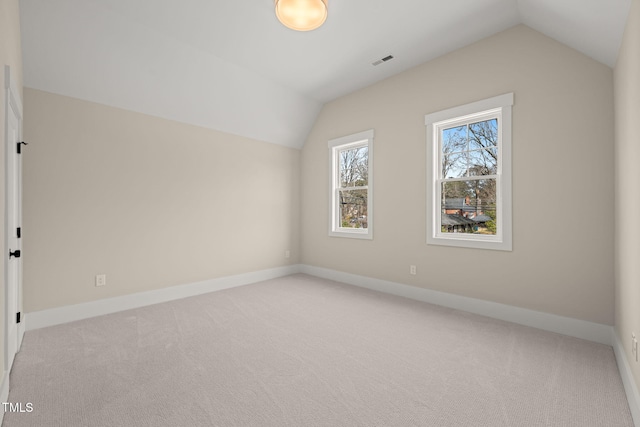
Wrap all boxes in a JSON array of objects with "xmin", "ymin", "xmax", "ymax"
[{"xmin": 3, "ymin": 274, "xmax": 633, "ymax": 426}]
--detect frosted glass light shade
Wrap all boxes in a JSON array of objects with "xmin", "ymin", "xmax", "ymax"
[{"xmin": 275, "ymin": 0, "xmax": 328, "ymax": 31}]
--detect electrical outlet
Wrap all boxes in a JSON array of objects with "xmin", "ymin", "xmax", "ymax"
[
  {"xmin": 410, "ymin": 265, "xmax": 417, "ymax": 275},
  {"xmin": 95, "ymin": 274, "xmax": 106, "ymax": 287},
  {"xmin": 284, "ymin": 250, "xmax": 290, "ymax": 259}
]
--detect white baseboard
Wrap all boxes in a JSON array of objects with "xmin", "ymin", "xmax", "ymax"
[
  {"xmin": 300, "ymin": 264, "xmax": 639, "ymax": 423},
  {"xmin": 26, "ymin": 263, "xmax": 614, "ymax": 345},
  {"xmin": 20, "ymin": 263, "xmax": 636, "ymax": 424},
  {"xmin": 300, "ymin": 265, "xmax": 613, "ymax": 346},
  {"xmin": 613, "ymin": 331, "xmax": 640, "ymax": 426},
  {"xmin": 26, "ymin": 265, "xmax": 301, "ymax": 331}
]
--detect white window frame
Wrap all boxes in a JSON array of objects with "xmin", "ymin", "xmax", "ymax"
[
  {"xmin": 425, "ymin": 93, "xmax": 513, "ymax": 251},
  {"xmin": 328, "ymin": 129, "xmax": 374, "ymax": 239}
]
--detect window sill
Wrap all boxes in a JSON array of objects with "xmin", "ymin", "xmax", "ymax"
[
  {"xmin": 427, "ymin": 234, "xmax": 511, "ymax": 251},
  {"xmin": 329, "ymin": 229, "xmax": 373, "ymax": 240}
]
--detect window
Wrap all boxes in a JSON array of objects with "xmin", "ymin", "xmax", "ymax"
[
  {"xmin": 328, "ymin": 130, "xmax": 374, "ymax": 239},
  {"xmin": 425, "ymin": 94, "xmax": 513, "ymax": 251}
]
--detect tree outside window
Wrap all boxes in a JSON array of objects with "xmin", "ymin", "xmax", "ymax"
[
  {"xmin": 328, "ymin": 130, "xmax": 374, "ymax": 239},
  {"xmin": 425, "ymin": 93, "xmax": 512, "ymax": 251}
]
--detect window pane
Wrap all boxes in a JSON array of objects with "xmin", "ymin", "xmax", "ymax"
[
  {"xmin": 442, "ymin": 125, "xmax": 467, "ymax": 178},
  {"xmin": 339, "ymin": 189, "xmax": 368, "ymax": 229},
  {"xmin": 443, "ymin": 151, "xmax": 467, "ymax": 178},
  {"xmin": 441, "ymin": 179, "xmax": 496, "ymax": 235},
  {"xmin": 442, "ymin": 125, "xmax": 467, "ymax": 153},
  {"xmin": 468, "ymin": 149, "xmax": 497, "ymax": 176},
  {"xmin": 468, "ymin": 119, "xmax": 498, "ymax": 150},
  {"xmin": 339, "ymin": 146, "xmax": 368, "ymax": 187}
]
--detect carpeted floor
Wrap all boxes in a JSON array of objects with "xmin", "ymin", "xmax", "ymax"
[{"xmin": 3, "ymin": 274, "xmax": 634, "ymax": 426}]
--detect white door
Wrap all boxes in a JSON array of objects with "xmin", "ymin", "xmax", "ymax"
[{"xmin": 5, "ymin": 65, "xmax": 23, "ymax": 371}]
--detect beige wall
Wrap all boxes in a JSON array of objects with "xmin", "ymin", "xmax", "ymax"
[
  {"xmin": 615, "ymin": 0, "xmax": 640, "ymax": 396},
  {"xmin": 301, "ymin": 25, "xmax": 615, "ymax": 325},
  {"xmin": 1, "ymin": 0, "xmax": 23, "ymax": 381},
  {"xmin": 23, "ymin": 88, "xmax": 300, "ymax": 312}
]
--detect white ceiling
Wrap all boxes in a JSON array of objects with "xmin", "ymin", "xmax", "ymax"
[{"xmin": 19, "ymin": 0, "xmax": 631, "ymax": 149}]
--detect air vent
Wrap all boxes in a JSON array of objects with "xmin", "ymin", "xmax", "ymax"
[{"xmin": 372, "ymin": 55, "xmax": 394, "ymax": 66}]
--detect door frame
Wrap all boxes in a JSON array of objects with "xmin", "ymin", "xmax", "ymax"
[{"xmin": 4, "ymin": 65, "xmax": 24, "ymax": 373}]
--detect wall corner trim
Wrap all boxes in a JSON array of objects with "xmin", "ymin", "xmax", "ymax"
[
  {"xmin": 25, "ymin": 265, "xmax": 302, "ymax": 331},
  {"xmin": 299, "ymin": 264, "xmax": 613, "ymax": 345},
  {"xmin": 613, "ymin": 330, "xmax": 640, "ymax": 426}
]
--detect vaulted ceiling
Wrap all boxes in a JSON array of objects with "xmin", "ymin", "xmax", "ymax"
[{"xmin": 19, "ymin": 0, "xmax": 631, "ymax": 148}]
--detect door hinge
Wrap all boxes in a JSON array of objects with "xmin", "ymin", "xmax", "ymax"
[
  {"xmin": 17, "ymin": 141, "xmax": 28, "ymax": 154},
  {"xmin": 17, "ymin": 227, "xmax": 21, "ymax": 238},
  {"xmin": 16, "ymin": 312, "xmax": 21, "ymax": 324}
]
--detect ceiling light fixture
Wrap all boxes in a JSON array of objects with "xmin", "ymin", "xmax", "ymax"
[{"xmin": 275, "ymin": 0, "xmax": 328, "ymax": 32}]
